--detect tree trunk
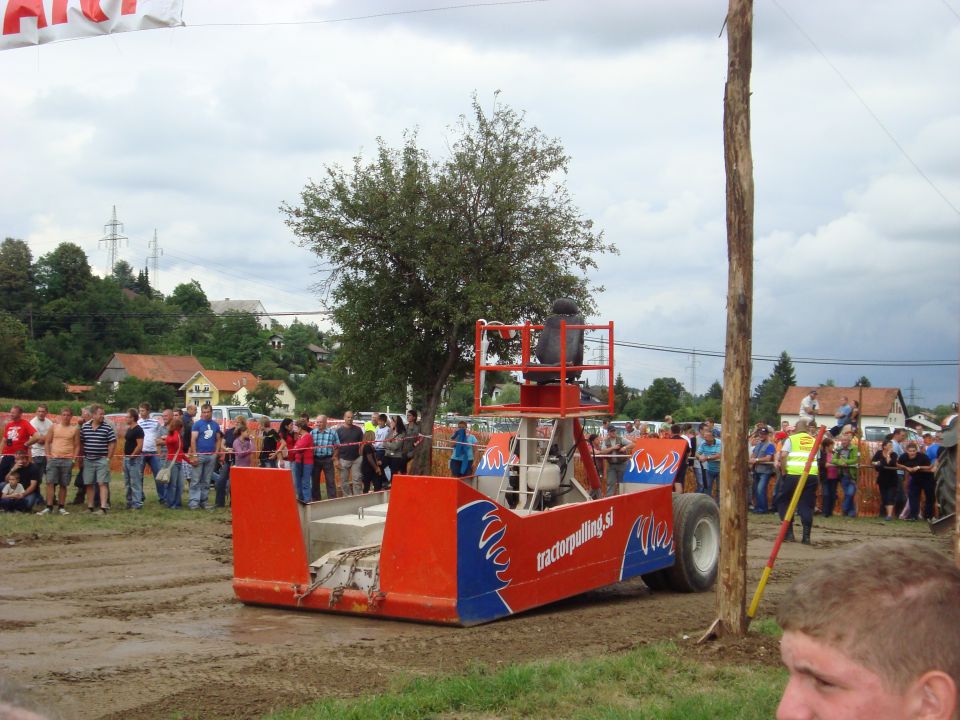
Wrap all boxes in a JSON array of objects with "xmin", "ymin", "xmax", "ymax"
[
  {"xmin": 410, "ymin": 327, "xmax": 462, "ymax": 475},
  {"xmin": 717, "ymin": 0, "xmax": 754, "ymax": 637}
]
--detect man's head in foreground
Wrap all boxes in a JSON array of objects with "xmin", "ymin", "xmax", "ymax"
[{"xmin": 776, "ymin": 540, "xmax": 960, "ymax": 720}]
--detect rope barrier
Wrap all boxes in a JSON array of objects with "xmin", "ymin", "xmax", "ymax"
[{"xmin": 21, "ymin": 433, "xmax": 437, "ymax": 461}]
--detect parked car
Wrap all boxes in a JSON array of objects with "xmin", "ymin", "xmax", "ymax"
[
  {"xmin": 209, "ymin": 405, "xmax": 254, "ymax": 427},
  {"xmin": 862, "ymin": 425, "xmax": 922, "ymax": 444}
]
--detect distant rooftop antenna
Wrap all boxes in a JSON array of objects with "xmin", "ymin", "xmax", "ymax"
[
  {"xmin": 99, "ymin": 205, "xmax": 128, "ymax": 273},
  {"xmin": 147, "ymin": 228, "xmax": 163, "ymax": 283}
]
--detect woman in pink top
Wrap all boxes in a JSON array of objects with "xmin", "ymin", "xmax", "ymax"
[{"xmin": 290, "ymin": 420, "xmax": 314, "ymax": 503}]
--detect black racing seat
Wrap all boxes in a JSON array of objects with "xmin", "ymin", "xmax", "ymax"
[{"xmin": 523, "ymin": 298, "xmax": 585, "ymax": 385}]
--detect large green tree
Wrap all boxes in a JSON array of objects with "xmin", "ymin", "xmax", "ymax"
[
  {"xmin": 292, "ymin": 365, "xmax": 350, "ymax": 417},
  {"xmin": 277, "ymin": 321, "xmax": 325, "ymax": 372},
  {"xmin": 705, "ymin": 380, "xmax": 723, "ymax": 400},
  {"xmin": 752, "ymin": 374, "xmax": 786, "ymax": 425},
  {"xmin": 0, "ymin": 311, "xmax": 35, "ymax": 394},
  {"xmin": 202, "ymin": 311, "xmax": 267, "ymax": 371},
  {"xmin": 639, "ymin": 377, "xmax": 686, "ymax": 420},
  {"xmin": 283, "ymin": 96, "xmax": 614, "ymax": 471},
  {"xmin": 0, "ymin": 238, "xmax": 36, "ymax": 315},
  {"xmin": 111, "ymin": 377, "xmax": 176, "ymax": 411},
  {"xmin": 35, "ymin": 242, "xmax": 92, "ymax": 302},
  {"xmin": 167, "ymin": 280, "xmax": 210, "ymax": 315},
  {"xmin": 244, "ymin": 383, "xmax": 282, "ymax": 415},
  {"xmin": 111, "ymin": 260, "xmax": 136, "ymax": 290},
  {"xmin": 771, "ymin": 351, "xmax": 797, "ymax": 388},
  {"xmin": 612, "ymin": 372, "xmax": 629, "ymax": 416}
]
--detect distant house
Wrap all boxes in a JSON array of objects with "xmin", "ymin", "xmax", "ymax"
[
  {"xmin": 907, "ymin": 414, "xmax": 940, "ymax": 433},
  {"xmin": 64, "ymin": 383, "xmax": 93, "ymax": 399},
  {"xmin": 779, "ymin": 386, "xmax": 908, "ymax": 430},
  {"xmin": 209, "ymin": 298, "xmax": 271, "ymax": 329},
  {"xmin": 268, "ymin": 333, "xmax": 284, "ymax": 350},
  {"xmin": 179, "ymin": 370, "xmax": 259, "ymax": 407},
  {"xmin": 233, "ymin": 379, "xmax": 297, "ymax": 415},
  {"xmin": 97, "ymin": 353, "xmax": 204, "ymax": 396},
  {"xmin": 306, "ymin": 343, "xmax": 331, "ymax": 363}
]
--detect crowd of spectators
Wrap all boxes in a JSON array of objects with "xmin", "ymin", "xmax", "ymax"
[
  {"xmin": 0, "ymin": 403, "xmax": 446, "ymax": 514},
  {"xmin": 1, "ymin": 399, "xmax": 951, "ymax": 522},
  {"xmin": 582, "ymin": 409, "xmax": 952, "ymax": 526}
]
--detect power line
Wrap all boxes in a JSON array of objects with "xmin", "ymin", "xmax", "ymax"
[
  {"xmin": 186, "ymin": 1, "xmax": 549, "ymax": 30},
  {"xmin": 940, "ymin": 0, "xmax": 960, "ymax": 23},
  {"xmin": 19, "ymin": 305, "xmax": 957, "ymax": 367},
  {"xmin": 583, "ymin": 337, "xmax": 956, "ymax": 368},
  {"xmin": 771, "ymin": 0, "xmax": 960, "ymax": 218}
]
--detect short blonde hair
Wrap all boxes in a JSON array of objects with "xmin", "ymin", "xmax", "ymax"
[{"xmin": 776, "ymin": 540, "xmax": 960, "ymax": 692}]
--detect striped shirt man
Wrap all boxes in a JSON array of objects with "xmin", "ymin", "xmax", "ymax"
[
  {"xmin": 79, "ymin": 420, "xmax": 117, "ymax": 459},
  {"xmin": 138, "ymin": 416, "xmax": 162, "ymax": 453}
]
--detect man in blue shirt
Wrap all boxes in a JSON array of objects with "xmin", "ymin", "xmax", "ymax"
[
  {"xmin": 830, "ymin": 396, "xmax": 853, "ymax": 436},
  {"xmin": 190, "ymin": 403, "xmax": 222, "ymax": 510},
  {"xmin": 696, "ymin": 428, "xmax": 722, "ymax": 502},
  {"xmin": 923, "ymin": 433, "xmax": 940, "ymax": 464}
]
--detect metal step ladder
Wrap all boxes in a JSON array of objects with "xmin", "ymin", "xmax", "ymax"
[{"xmin": 496, "ymin": 418, "xmax": 559, "ymax": 512}]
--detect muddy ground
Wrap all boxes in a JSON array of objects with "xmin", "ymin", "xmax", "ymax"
[{"xmin": 0, "ymin": 511, "xmax": 949, "ymax": 719}]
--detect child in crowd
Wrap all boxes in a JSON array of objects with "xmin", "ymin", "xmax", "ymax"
[{"xmin": 1, "ymin": 471, "xmax": 26, "ymax": 511}]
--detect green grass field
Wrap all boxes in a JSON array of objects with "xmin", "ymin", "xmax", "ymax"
[
  {"xmin": 264, "ymin": 642, "xmax": 786, "ymax": 720},
  {"xmin": 0, "ymin": 472, "xmax": 229, "ymax": 537}
]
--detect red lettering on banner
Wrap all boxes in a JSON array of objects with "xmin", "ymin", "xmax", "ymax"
[
  {"xmin": 50, "ymin": 1, "xmax": 133, "ymax": 27},
  {"xmin": 80, "ymin": 0, "xmax": 108, "ymax": 22},
  {"xmin": 3, "ymin": 0, "xmax": 48, "ymax": 35}
]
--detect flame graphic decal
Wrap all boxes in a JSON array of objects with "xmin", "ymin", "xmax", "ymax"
[
  {"xmin": 478, "ymin": 446, "xmax": 506, "ymax": 471},
  {"xmin": 619, "ymin": 509, "xmax": 676, "ymax": 581},
  {"xmin": 457, "ymin": 499, "xmax": 513, "ymax": 622},
  {"xmin": 628, "ymin": 449, "xmax": 682, "ymax": 476},
  {"xmin": 477, "ymin": 505, "xmax": 512, "ymax": 586}
]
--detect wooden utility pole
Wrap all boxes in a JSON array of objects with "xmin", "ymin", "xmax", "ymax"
[{"xmin": 717, "ymin": 0, "xmax": 754, "ymax": 637}]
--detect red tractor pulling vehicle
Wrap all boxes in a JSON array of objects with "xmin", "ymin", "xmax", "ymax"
[{"xmin": 230, "ymin": 301, "xmax": 720, "ymax": 625}]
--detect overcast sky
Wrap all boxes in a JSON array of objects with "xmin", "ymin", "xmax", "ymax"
[{"xmin": 2, "ymin": 0, "xmax": 958, "ymax": 407}]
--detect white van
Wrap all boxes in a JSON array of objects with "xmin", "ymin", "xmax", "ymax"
[
  {"xmin": 209, "ymin": 405, "xmax": 254, "ymax": 427},
  {"xmin": 862, "ymin": 425, "xmax": 922, "ymax": 444}
]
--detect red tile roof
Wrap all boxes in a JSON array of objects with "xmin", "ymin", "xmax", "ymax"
[
  {"xmin": 64, "ymin": 383, "xmax": 93, "ymax": 394},
  {"xmin": 192, "ymin": 370, "xmax": 259, "ymax": 392},
  {"xmin": 778, "ymin": 386, "xmax": 903, "ymax": 418},
  {"xmin": 110, "ymin": 354, "xmax": 203, "ymax": 385}
]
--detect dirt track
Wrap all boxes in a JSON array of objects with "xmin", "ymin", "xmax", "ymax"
[{"xmin": 0, "ymin": 512, "xmax": 948, "ymax": 719}]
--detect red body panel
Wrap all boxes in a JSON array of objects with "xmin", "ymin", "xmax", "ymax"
[{"xmin": 231, "ymin": 442, "xmax": 682, "ymax": 625}]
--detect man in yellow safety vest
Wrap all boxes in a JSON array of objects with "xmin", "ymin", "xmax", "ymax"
[{"xmin": 776, "ymin": 418, "xmax": 818, "ymax": 544}]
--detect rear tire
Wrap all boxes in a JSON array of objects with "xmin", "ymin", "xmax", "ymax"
[{"xmin": 664, "ymin": 494, "xmax": 720, "ymax": 592}]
